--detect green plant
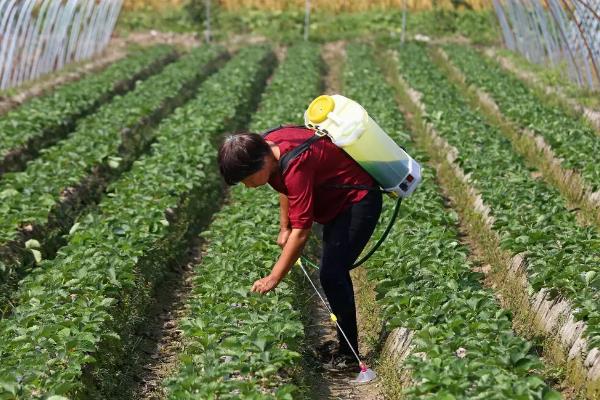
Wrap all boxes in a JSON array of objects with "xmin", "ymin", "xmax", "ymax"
[
  {"xmin": 122, "ymin": 8, "xmax": 501, "ymax": 44},
  {"xmin": 185, "ymin": 0, "xmax": 220, "ymax": 26},
  {"xmin": 163, "ymin": 42, "xmax": 323, "ymax": 398},
  {"xmin": 0, "ymin": 45, "xmax": 175, "ymax": 174},
  {"xmin": 116, "ymin": 7, "xmax": 197, "ymax": 33},
  {"xmin": 0, "ymin": 45, "xmax": 274, "ymax": 399},
  {"xmin": 0, "ymin": 46, "xmax": 223, "ymax": 315},
  {"xmin": 495, "ymin": 49, "xmax": 600, "ymax": 110},
  {"xmin": 444, "ymin": 44, "xmax": 600, "ymax": 193},
  {"xmin": 344, "ymin": 43, "xmax": 558, "ymax": 399},
  {"xmin": 396, "ymin": 42, "xmax": 600, "ymax": 350}
]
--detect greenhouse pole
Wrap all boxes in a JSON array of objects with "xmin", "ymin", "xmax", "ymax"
[
  {"xmin": 0, "ymin": 0, "xmax": 25, "ymax": 89},
  {"xmin": 205, "ymin": 0, "xmax": 211, "ymax": 43},
  {"xmin": 559, "ymin": 0, "xmax": 599, "ymax": 87},
  {"xmin": 531, "ymin": 0, "xmax": 559, "ymax": 65},
  {"xmin": 304, "ymin": 0, "xmax": 310, "ymax": 41},
  {"xmin": 545, "ymin": 0, "xmax": 586, "ymax": 86},
  {"xmin": 0, "ymin": 0, "xmax": 123, "ymax": 90},
  {"xmin": 505, "ymin": 0, "xmax": 529, "ymax": 57},
  {"xmin": 401, "ymin": 0, "xmax": 407, "ymax": 44},
  {"xmin": 572, "ymin": 0, "xmax": 600, "ymax": 19},
  {"xmin": 570, "ymin": 0, "xmax": 600, "ymax": 85},
  {"xmin": 492, "ymin": 0, "xmax": 516, "ymax": 51}
]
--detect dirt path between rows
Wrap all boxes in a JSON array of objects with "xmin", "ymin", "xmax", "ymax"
[
  {"xmin": 129, "ymin": 237, "xmax": 203, "ymax": 400},
  {"xmin": 483, "ymin": 48, "xmax": 600, "ymax": 134},
  {"xmin": 300, "ymin": 41, "xmax": 385, "ymax": 400},
  {"xmin": 0, "ymin": 48, "xmax": 126, "ymax": 115},
  {"xmin": 128, "ymin": 44, "xmax": 283, "ymax": 398},
  {"xmin": 0, "ymin": 30, "xmax": 202, "ymax": 116},
  {"xmin": 302, "ymin": 265, "xmax": 384, "ymax": 400},
  {"xmin": 1, "ymin": 31, "xmax": 291, "ymax": 117}
]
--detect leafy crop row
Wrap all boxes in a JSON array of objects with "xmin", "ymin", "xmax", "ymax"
[
  {"xmin": 248, "ymin": 44, "xmax": 323, "ymax": 131},
  {"xmin": 163, "ymin": 42, "xmax": 323, "ymax": 399},
  {"xmin": 0, "ymin": 46, "xmax": 224, "ymax": 309},
  {"xmin": 0, "ymin": 45, "xmax": 176, "ymax": 175},
  {"xmin": 344, "ymin": 44, "xmax": 557, "ymax": 399},
  {"xmin": 443, "ymin": 44, "xmax": 600, "ymax": 193},
  {"xmin": 395, "ymin": 43, "xmax": 600, "ymax": 349},
  {"xmin": 0, "ymin": 45, "xmax": 275, "ymax": 399}
]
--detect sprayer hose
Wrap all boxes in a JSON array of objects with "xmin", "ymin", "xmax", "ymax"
[
  {"xmin": 301, "ymin": 195, "xmax": 403, "ymax": 269},
  {"xmin": 353, "ymin": 195, "xmax": 402, "ymax": 267}
]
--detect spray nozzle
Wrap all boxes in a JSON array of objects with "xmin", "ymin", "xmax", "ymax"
[{"xmin": 297, "ymin": 256, "xmax": 377, "ymax": 383}]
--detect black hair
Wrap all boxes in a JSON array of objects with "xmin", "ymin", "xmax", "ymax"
[{"xmin": 217, "ymin": 133, "xmax": 271, "ymax": 185}]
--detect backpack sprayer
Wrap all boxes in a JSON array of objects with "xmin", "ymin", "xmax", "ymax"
[
  {"xmin": 295, "ymin": 95, "xmax": 422, "ymax": 384},
  {"xmin": 305, "ymin": 94, "xmax": 421, "ymax": 198}
]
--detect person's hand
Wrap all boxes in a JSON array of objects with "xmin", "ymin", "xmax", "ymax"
[
  {"xmin": 277, "ymin": 227, "xmax": 292, "ymax": 248},
  {"xmin": 251, "ymin": 274, "xmax": 280, "ymax": 294}
]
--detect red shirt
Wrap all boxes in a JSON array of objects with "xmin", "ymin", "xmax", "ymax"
[{"xmin": 265, "ymin": 126, "xmax": 375, "ymax": 229}]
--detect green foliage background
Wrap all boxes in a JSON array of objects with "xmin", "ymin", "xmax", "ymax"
[{"xmin": 117, "ymin": 2, "xmax": 500, "ymax": 45}]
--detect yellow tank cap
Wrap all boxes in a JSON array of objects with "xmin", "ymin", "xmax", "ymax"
[{"xmin": 307, "ymin": 95, "xmax": 335, "ymax": 123}]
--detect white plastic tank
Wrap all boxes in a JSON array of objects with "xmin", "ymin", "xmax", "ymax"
[{"xmin": 304, "ymin": 94, "xmax": 421, "ymax": 198}]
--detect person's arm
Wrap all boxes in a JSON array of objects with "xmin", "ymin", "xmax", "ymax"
[
  {"xmin": 251, "ymin": 228, "xmax": 310, "ymax": 294},
  {"xmin": 253, "ymin": 155, "xmax": 314, "ymax": 294},
  {"xmin": 277, "ymin": 194, "xmax": 291, "ymax": 248}
]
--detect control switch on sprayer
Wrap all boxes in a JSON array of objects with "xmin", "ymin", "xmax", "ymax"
[{"xmin": 304, "ymin": 95, "xmax": 421, "ymax": 198}]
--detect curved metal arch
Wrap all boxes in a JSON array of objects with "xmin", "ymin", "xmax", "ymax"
[
  {"xmin": 52, "ymin": 0, "xmax": 79, "ymax": 72},
  {"xmin": 0, "ymin": 0, "xmax": 21, "ymax": 89},
  {"xmin": 74, "ymin": 0, "xmax": 97, "ymax": 62},
  {"xmin": 492, "ymin": 0, "xmax": 599, "ymax": 90},
  {"xmin": 16, "ymin": 0, "xmax": 44, "ymax": 86},
  {"xmin": 65, "ymin": 1, "xmax": 87, "ymax": 63},
  {"xmin": 29, "ymin": 0, "xmax": 60, "ymax": 79},
  {"xmin": 88, "ymin": 0, "xmax": 111, "ymax": 57},
  {"xmin": 0, "ymin": 0, "xmax": 124, "ymax": 91},
  {"xmin": 102, "ymin": 0, "xmax": 123, "ymax": 49}
]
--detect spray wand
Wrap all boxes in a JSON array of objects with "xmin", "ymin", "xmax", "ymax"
[
  {"xmin": 292, "ymin": 190, "xmax": 403, "ymax": 383},
  {"xmin": 296, "ymin": 256, "xmax": 377, "ymax": 384}
]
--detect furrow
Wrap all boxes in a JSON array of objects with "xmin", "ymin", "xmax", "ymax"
[
  {"xmin": 431, "ymin": 46, "xmax": 599, "ymax": 228},
  {"xmin": 443, "ymin": 44, "xmax": 600, "ymax": 196},
  {"xmin": 344, "ymin": 43, "xmax": 559, "ymax": 400},
  {"xmin": 0, "ymin": 45, "xmax": 177, "ymax": 175},
  {"xmin": 0, "ymin": 47, "xmax": 226, "ymax": 315},
  {"xmin": 390, "ymin": 42, "xmax": 599, "ymax": 398},
  {"xmin": 162, "ymin": 42, "xmax": 323, "ymax": 399},
  {"xmin": 0, "ymin": 45, "xmax": 274, "ymax": 399}
]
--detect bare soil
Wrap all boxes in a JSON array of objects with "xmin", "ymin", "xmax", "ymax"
[
  {"xmin": 484, "ymin": 48, "xmax": 600, "ymax": 133},
  {"xmin": 130, "ymin": 237, "xmax": 204, "ymax": 400},
  {"xmin": 297, "ymin": 41, "xmax": 385, "ymax": 400},
  {"xmin": 1, "ymin": 31, "xmax": 288, "ymax": 117},
  {"xmin": 117, "ymin": 30, "xmax": 201, "ymax": 50},
  {"xmin": 435, "ymin": 175, "xmax": 579, "ymax": 400},
  {"xmin": 395, "ymin": 67, "xmax": 585, "ymax": 398},
  {"xmin": 222, "ymin": 33, "xmax": 270, "ymax": 53},
  {"xmin": 0, "ymin": 30, "xmax": 204, "ymax": 116},
  {"xmin": 0, "ymin": 48, "xmax": 126, "ymax": 115},
  {"xmin": 303, "ymin": 266, "xmax": 384, "ymax": 400},
  {"xmin": 321, "ymin": 41, "xmax": 346, "ymax": 94}
]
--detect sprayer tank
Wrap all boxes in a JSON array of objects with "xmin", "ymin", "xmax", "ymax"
[{"xmin": 304, "ymin": 94, "xmax": 421, "ymax": 197}]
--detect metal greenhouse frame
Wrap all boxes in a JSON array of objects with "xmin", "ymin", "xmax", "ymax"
[
  {"xmin": 492, "ymin": 0, "xmax": 600, "ymax": 89},
  {"xmin": 0, "ymin": 0, "xmax": 123, "ymax": 90}
]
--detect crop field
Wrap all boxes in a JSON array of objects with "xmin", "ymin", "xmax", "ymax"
[{"xmin": 0, "ymin": 30, "xmax": 598, "ymax": 400}]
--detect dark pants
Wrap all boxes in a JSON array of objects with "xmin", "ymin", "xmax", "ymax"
[{"xmin": 319, "ymin": 190, "xmax": 383, "ymax": 356}]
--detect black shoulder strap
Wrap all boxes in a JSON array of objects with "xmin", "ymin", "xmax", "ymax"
[
  {"xmin": 260, "ymin": 125, "xmax": 384, "ymax": 192},
  {"xmin": 260, "ymin": 125, "xmax": 283, "ymax": 138},
  {"xmin": 260, "ymin": 124, "xmax": 305, "ymax": 139},
  {"xmin": 260, "ymin": 125, "xmax": 319, "ymax": 174},
  {"xmin": 279, "ymin": 135, "xmax": 323, "ymax": 174},
  {"xmin": 328, "ymin": 184, "xmax": 386, "ymax": 192}
]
